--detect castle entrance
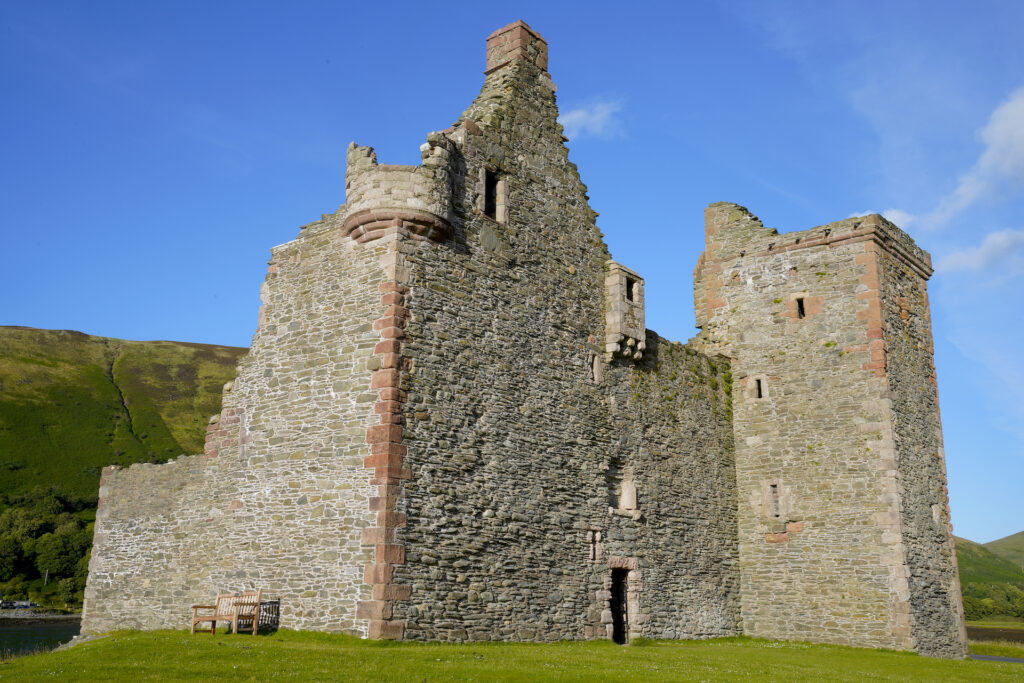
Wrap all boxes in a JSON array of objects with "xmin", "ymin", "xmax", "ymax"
[{"xmin": 610, "ymin": 568, "xmax": 629, "ymax": 644}]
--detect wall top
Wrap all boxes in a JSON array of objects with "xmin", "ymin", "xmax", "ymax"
[
  {"xmin": 702, "ymin": 202, "xmax": 933, "ymax": 279},
  {"xmin": 485, "ymin": 20, "xmax": 548, "ymax": 75}
]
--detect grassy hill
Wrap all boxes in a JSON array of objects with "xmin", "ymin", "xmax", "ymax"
[
  {"xmin": 955, "ymin": 536, "xmax": 1024, "ymax": 586},
  {"xmin": 0, "ymin": 327, "xmax": 245, "ymax": 606},
  {"xmin": 0, "ymin": 327, "xmax": 245, "ymax": 505},
  {"xmin": 954, "ymin": 535, "xmax": 1024, "ymax": 622},
  {"xmin": 985, "ymin": 531, "xmax": 1024, "ymax": 571}
]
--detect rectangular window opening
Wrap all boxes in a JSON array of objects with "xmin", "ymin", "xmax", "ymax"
[
  {"xmin": 770, "ymin": 484, "xmax": 780, "ymax": 519},
  {"xmin": 484, "ymin": 170, "xmax": 497, "ymax": 219},
  {"xmin": 610, "ymin": 569, "xmax": 629, "ymax": 645},
  {"xmin": 625, "ymin": 277, "xmax": 636, "ymax": 302},
  {"xmin": 796, "ymin": 297, "xmax": 806, "ymax": 319},
  {"xmin": 755, "ymin": 378, "xmax": 763, "ymax": 399}
]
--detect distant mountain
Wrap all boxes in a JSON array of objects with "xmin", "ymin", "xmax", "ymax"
[
  {"xmin": 985, "ymin": 531, "xmax": 1024, "ymax": 571},
  {"xmin": 0, "ymin": 327, "xmax": 245, "ymax": 504},
  {"xmin": 955, "ymin": 535, "xmax": 1024, "ymax": 586}
]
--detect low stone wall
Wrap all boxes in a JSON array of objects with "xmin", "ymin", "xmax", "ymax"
[{"xmin": 82, "ymin": 214, "xmax": 390, "ymax": 635}]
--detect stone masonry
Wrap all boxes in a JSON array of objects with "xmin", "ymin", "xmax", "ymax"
[
  {"xmin": 693, "ymin": 205, "xmax": 966, "ymax": 657},
  {"xmin": 82, "ymin": 21, "xmax": 966, "ymax": 657}
]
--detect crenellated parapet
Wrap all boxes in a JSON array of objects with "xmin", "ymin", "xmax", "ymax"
[{"xmin": 341, "ymin": 135, "xmax": 457, "ymax": 244}]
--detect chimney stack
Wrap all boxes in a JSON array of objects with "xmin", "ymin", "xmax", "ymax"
[{"xmin": 485, "ymin": 20, "xmax": 548, "ymax": 74}]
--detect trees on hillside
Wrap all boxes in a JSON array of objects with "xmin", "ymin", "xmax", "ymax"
[{"xmin": 0, "ymin": 486, "xmax": 92, "ymax": 606}]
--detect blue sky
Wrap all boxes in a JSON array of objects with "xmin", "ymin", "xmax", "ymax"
[{"xmin": 1, "ymin": 1, "xmax": 1021, "ymax": 542}]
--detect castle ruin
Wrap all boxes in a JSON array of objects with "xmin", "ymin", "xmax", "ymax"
[{"xmin": 82, "ymin": 21, "xmax": 967, "ymax": 657}]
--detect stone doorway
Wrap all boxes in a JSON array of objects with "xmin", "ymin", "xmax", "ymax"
[{"xmin": 610, "ymin": 568, "xmax": 629, "ymax": 644}]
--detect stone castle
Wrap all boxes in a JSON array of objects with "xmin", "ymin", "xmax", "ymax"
[{"xmin": 81, "ymin": 21, "xmax": 968, "ymax": 657}]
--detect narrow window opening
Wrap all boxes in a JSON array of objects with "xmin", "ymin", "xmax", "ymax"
[
  {"xmin": 755, "ymin": 378, "xmax": 763, "ymax": 399},
  {"xmin": 625, "ymin": 277, "xmax": 636, "ymax": 302},
  {"xmin": 770, "ymin": 484, "xmax": 780, "ymax": 519},
  {"xmin": 588, "ymin": 530, "xmax": 601, "ymax": 561},
  {"xmin": 605, "ymin": 461, "xmax": 622, "ymax": 509},
  {"xmin": 484, "ymin": 169, "xmax": 497, "ymax": 219},
  {"xmin": 796, "ymin": 297, "xmax": 806, "ymax": 319},
  {"xmin": 610, "ymin": 569, "xmax": 629, "ymax": 644}
]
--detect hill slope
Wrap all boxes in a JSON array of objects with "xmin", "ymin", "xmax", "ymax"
[
  {"xmin": 0, "ymin": 327, "xmax": 245, "ymax": 504},
  {"xmin": 955, "ymin": 535, "xmax": 1024, "ymax": 621},
  {"xmin": 955, "ymin": 536, "xmax": 1024, "ymax": 586},
  {"xmin": 985, "ymin": 531, "xmax": 1024, "ymax": 571}
]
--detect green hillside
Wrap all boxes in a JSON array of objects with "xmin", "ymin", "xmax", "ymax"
[
  {"xmin": 985, "ymin": 531, "xmax": 1024, "ymax": 571},
  {"xmin": 0, "ymin": 326, "xmax": 245, "ymax": 505},
  {"xmin": 954, "ymin": 535, "xmax": 1024, "ymax": 621},
  {"xmin": 955, "ymin": 536, "xmax": 1024, "ymax": 585},
  {"xmin": 0, "ymin": 327, "xmax": 245, "ymax": 606}
]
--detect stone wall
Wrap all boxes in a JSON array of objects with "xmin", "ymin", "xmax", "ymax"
[
  {"xmin": 386, "ymin": 33, "xmax": 739, "ymax": 642},
  {"xmin": 877, "ymin": 248, "xmax": 967, "ymax": 656},
  {"xmin": 83, "ymin": 213, "xmax": 388, "ymax": 635},
  {"xmin": 81, "ymin": 457, "xmax": 215, "ymax": 631},
  {"xmin": 603, "ymin": 338, "xmax": 740, "ymax": 639}
]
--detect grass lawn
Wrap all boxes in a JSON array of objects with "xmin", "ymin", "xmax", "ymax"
[
  {"xmin": 1, "ymin": 631, "xmax": 1022, "ymax": 682},
  {"xmin": 971, "ymin": 640, "xmax": 1024, "ymax": 659},
  {"xmin": 968, "ymin": 616, "xmax": 1024, "ymax": 629}
]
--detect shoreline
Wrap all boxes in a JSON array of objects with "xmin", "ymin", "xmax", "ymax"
[{"xmin": 0, "ymin": 610, "xmax": 81, "ymax": 623}]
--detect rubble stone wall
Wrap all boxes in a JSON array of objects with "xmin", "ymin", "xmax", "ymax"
[
  {"xmin": 389, "ymin": 49, "xmax": 740, "ymax": 642},
  {"xmin": 877, "ymin": 248, "xmax": 967, "ymax": 657}
]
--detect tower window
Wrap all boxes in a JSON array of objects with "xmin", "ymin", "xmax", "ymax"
[
  {"xmin": 625, "ymin": 277, "xmax": 636, "ymax": 302},
  {"xmin": 770, "ymin": 484, "xmax": 780, "ymax": 519},
  {"xmin": 755, "ymin": 378, "xmax": 763, "ymax": 399},
  {"xmin": 796, "ymin": 297, "xmax": 806, "ymax": 319},
  {"xmin": 484, "ymin": 169, "xmax": 497, "ymax": 219}
]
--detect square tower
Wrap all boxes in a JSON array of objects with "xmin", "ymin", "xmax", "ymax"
[{"xmin": 693, "ymin": 203, "xmax": 967, "ymax": 657}]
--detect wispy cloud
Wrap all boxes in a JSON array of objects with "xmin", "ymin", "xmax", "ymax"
[
  {"xmin": 846, "ymin": 208, "xmax": 918, "ymax": 228},
  {"xmin": 870, "ymin": 88, "xmax": 1024, "ymax": 233},
  {"xmin": 558, "ymin": 100, "xmax": 624, "ymax": 140},
  {"xmin": 924, "ymin": 87, "xmax": 1024, "ymax": 228},
  {"xmin": 879, "ymin": 208, "xmax": 917, "ymax": 228},
  {"xmin": 936, "ymin": 228, "xmax": 1024, "ymax": 272}
]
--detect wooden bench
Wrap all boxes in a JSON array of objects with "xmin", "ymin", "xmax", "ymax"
[
  {"xmin": 231, "ymin": 589, "xmax": 262, "ymax": 635},
  {"xmin": 190, "ymin": 593, "xmax": 236, "ymax": 635}
]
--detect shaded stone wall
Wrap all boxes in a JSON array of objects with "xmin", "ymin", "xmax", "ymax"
[
  {"xmin": 388, "ymin": 39, "xmax": 739, "ymax": 642},
  {"xmin": 603, "ymin": 337, "xmax": 739, "ymax": 639},
  {"xmin": 877, "ymin": 248, "xmax": 967, "ymax": 656}
]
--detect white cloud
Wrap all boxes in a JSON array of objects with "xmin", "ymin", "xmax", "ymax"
[
  {"xmin": 846, "ymin": 208, "xmax": 917, "ymax": 228},
  {"xmin": 558, "ymin": 100, "xmax": 623, "ymax": 140},
  {"xmin": 936, "ymin": 228, "xmax": 1024, "ymax": 272},
  {"xmin": 880, "ymin": 208, "xmax": 917, "ymax": 228},
  {"xmin": 925, "ymin": 87, "xmax": 1024, "ymax": 228}
]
